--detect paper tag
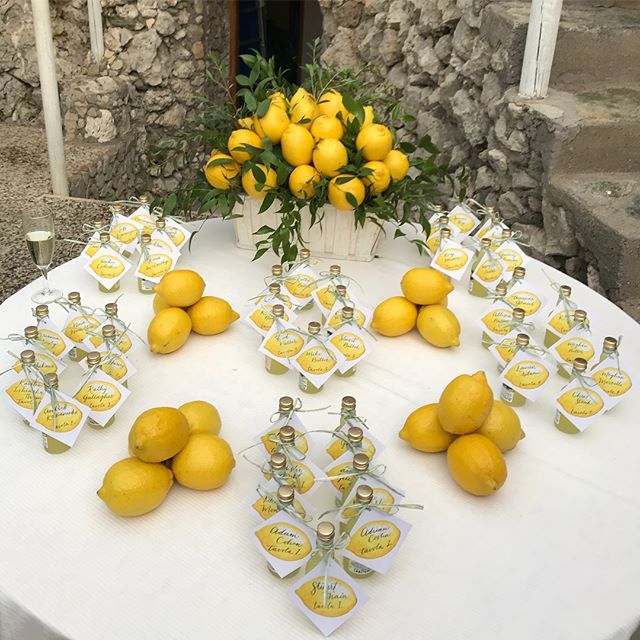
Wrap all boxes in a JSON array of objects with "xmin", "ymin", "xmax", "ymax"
[
  {"xmin": 324, "ymin": 452, "xmax": 361, "ymax": 499},
  {"xmin": 163, "ymin": 217, "xmax": 191, "ymax": 251},
  {"xmin": 78, "ymin": 350, "xmax": 137, "ymax": 384},
  {"xmin": 81, "ymin": 233, "xmax": 125, "ymax": 260},
  {"xmin": 325, "ymin": 295, "xmax": 372, "ymax": 333},
  {"xmin": 312, "ymin": 280, "xmax": 349, "ymax": 312},
  {"xmin": 282, "ymin": 265, "xmax": 319, "ymax": 304},
  {"xmin": 431, "ymin": 238, "xmax": 474, "ymax": 281},
  {"xmin": 552, "ymin": 326, "xmax": 597, "ymax": 368},
  {"xmin": 325, "ymin": 426, "xmax": 384, "ymax": 462},
  {"xmin": 495, "ymin": 240, "xmax": 529, "ymax": 274},
  {"xmin": 93, "ymin": 321, "xmax": 139, "ymax": 356},
  {"xmin": 110, "ymin": 213, "xmax": 143, "ymax": 252},
  {"xmin": 12, "ymin": 342, "xmax": 66, "ymax": 376},
  {"xmin": 545, "ymin": 304, "xmax": 586, "ymax": 339},
  {"xmin": 447, "ymin": 204, "xmax": 481, "ymax": 237},
  {"xmin": 505, "ymin": 279, "xmax": 547, "ymax": 319},
  {"xmin": 475, "ymin": 219, "xmax": 508, "ymax": 240},
  {"xmin": 478, "ymin": 303, "xmax": 515, "ymax": 341},
  {"xmin": 553, "ymin": 378, "xmax": 607, "ymax": 431},
  {"xmin": 499, "ymin": 350, "xmax": 553, "ymax": 401},
  {"xmin": 147, "ymin": 235, "xmax": 179, "ymax": 257},
  {"xmin": 329, "ymin": 324, "xmax": 373, "ymax": 374},
  {"xmin": 73, "ymin": 369, "xmax": 130, "ymax": 426},
  {"xmin": 289, "ymin": 559, "xmax": 368, "ymax": 636},
  {"xmin": 129, "ymin": 204, "xmax": 156, "ymax": 229},
  {"xmin": 83, "ymin": 246, "xmax": 131, "ymax": 290},
  {"xmin": 246, "ymin": 299, "xmax": 298, "ymax": 336},
  {"xmin": 341, "ymin": 478, "xmax": 404, "ymax": 518},
  {"xmin": 257, "ymin": 414, "xmax": 311, "ymax": 458},
  {"xmin": 2, "ymin": 370, "xmax": 46, "ymax": 421},
  {"xmin": 472, "ymin": 253, "xmax": 508, "ymax": 291},
  {"xmin": 258, "ymin": 321, "xmax": 305, "ymax": 368},
  {"xmin": 63, "ymin": 311, "xmax": 102, "ymax": 350},
  {"xmin": 248, "ymin": 479, "xmax": 315, "ymax": 523},
  {"xmin": 251, "ymin": 511, "xmax": 316, "ymax": 577},
  {"xmin": 293, "ymin": 337, "xmax": 346, "ymax": 388},
  {"xmin": 590, "ymin": 356, "xmax": 636, "ymax": 409},
  {"xmin": 35, "ymin": 318, "xmax": 75, "ymax": 359},
  {"xmin": 29, "ymin": 389, "xmax": 90, "ymax": 446},
  {"xmin": 134, "ymin": 246, "xmax": 178, "ymax": 284},
  {"xmin": 488, "ymin": 330, "xmax": 520, "ymax": 366}
]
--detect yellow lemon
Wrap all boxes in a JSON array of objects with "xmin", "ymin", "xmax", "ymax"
[
  {"xmin": 310, "ymin": 114, "xmax": 344, "ymax": 140},
  {"xmin": 328, "ymin": 174, "xmax": 366, "ymax": 211},
  {"xmin": 128, "ymin": 407, "xmax": 190, "ymax": 463},
  {"xmin": 227, "ymin": 129, "xmax": 263, "ymax": 164},
  {"xmin": 416, "ymin": 304, "xmax": 461, "ymax": 348},
  {"xmin": 171, "ymin": 434, "xmax": 235, "ymax": 490},
  {"xmin": 268, "ymin": 91, "xmax": 288, "ymax": 111},
  {"xmin": 237, "ymin": 116, "xmax": 254, "ymax": 130},
  {"xmin": 281, "ymin": 123, "xmax": 314, "ymax": 166},
  {"xmin": 179, "ymin": 400, "xmax": 221, "ymax": 436},
  {"xmin": 476, "ymin": 401, "xmax": 525, "ymax": 452},
  {"xmin": 155, "ymin": 269, "xmax": 205, "ymax": 307},
  {"xmin": 438, "ymin": 371, "xmax": 494, "ymax": 434},
  {"xmin": 187, "ymin": 296, "xmax": 239, "ymax": 335},
  {"xmin": 258, "ymin": 99, "xmax": 290, "ymax": 143},
  {"xmin": 317, "ymin": 89, "xmax": 348, "ymax": 121},
  {"xmin": 97, "ymin": 457, "xmax": 174, "ymax": 517},
  {"xmin": 289, "ymin": 164, "xmax": 321, "ymax": 199},
  {"xmin": 153, "ymin": 294, "xmax": 170, "ymax": 314},
  {"xmin": 383, "ymin": 149, "xmax": 409, "ymax": 181},
  {"xmin": 362, "ymin": 160, "xmax": 391, "ymax": 195},
  {"xmin": 253, "ymin": 114, "xmax": 265, "ymax": 138},
  {"xmin": 348, "ymin": 105, "xmax": 375, "ymax": 127},
  {"xmin": 289, "ymin": 87, "xmax": 317, "ymax": 128},
  {"xmin": 242, "ymin": 163, "xmax": 277, "ymax": 200},
  {"xmin": 356, "ymin": 123, "xmax": 393, "ymax": 161},
  {"xmin": 400, "ymin": 267, "xmax": 454, "ymax": 305},
  {"xmin": 312, "ymin": 138, "xmax": 348, "ymax": 177},
  {"xmin": 204, "ymin": 152, "xmax": 240, "ymax": 190},
  {"xmin": 148, "ymin": 307, "xmax": 192, "ymax": 354},
  {"xmin": 399, "ymin": 403, "xmax": 456, "ymax": 452},
  {"xmin": 446, "ymin": 434, "xmax": 507, "ymax": 496},
  {"xmin": 371, "ymin": 296, "xmax": 418, "ymax": 337}
]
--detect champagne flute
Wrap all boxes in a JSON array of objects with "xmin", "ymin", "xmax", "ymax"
[{"xmin": 23, "ymin": 210, "xmax": 63, "ymax": 303}]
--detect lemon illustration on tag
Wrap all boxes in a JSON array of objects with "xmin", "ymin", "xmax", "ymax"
[
  {"xmin": 150, "ymin": 238, "xmax": 175, "ymax": 254},
  {"xmin": 36, "ymin": 401, "xmax": 83, "ymax": 432},
  {"xmin": 132, "ymin": 212, "xmax": 156, "ymax": 227},
  {"xmin": 65, "ymin": 316, "xmax": 101, "ymax": 343},
  {"xmin": 327, "ymin": 461, "xmax": 354, "ymax": 493},
  {"xmin": 296, "ymin": 345, "xmax": 337, "ymax": 375},
  {"xmin": 548, "ymin": 310, "xmax": 574, "ymax": 335},
  {"xmin": 481, "ymin": 308, "xmax": 512, "ymax": 335},
  {"xmin": 496, "ymin": 338, "xmax": 517, "ymax": 363},
  {"xmin": 295, "ymin": 577, "xmax": 358, "ymax": 617},
  {"xmin": 13, "ymin": 352, "xmax": 58, "ymax": 376},
  {"xmin": 558, "ymin": 387, "xmax": 604, "ymax": 418},
  {"xmin": 261, "ymin": 426, "xmax": 309, "ymax": 455},
  {"xmin": 111, "ymin": 222, "xmax": 138, "ymax": 245},
  {"xmin": 497, "ymin": 247, "xmax": 523, "ymax": 272},
  {"xmin": 74, "ymin": 380, "xmax": 122, "ymax": 411},
  {"xmin": 505, "ymin": 360, "xmax": 549, "ymax": 390},
  {"xmin": 347, "ymin": 520, "xmax": 401, "ymax": 559},
  {"xmin": 37, "ymin": 329, "xmax": 66, "ymax": 357},
  {"xmin": 139, "ymin": 254, "xmax": 174, "ymax": 279},
  {"xmin": 555, "ymin": 337, "xmax": 595, "ymax": 364},
  {"xmin": 317, "ymin": 285, "xmax": 342, "ymax": 310},
  {"xmin": 326, "ymin": 435, "xmax": 376, "ymax": 461},
  {"xmin": 115, "ymin": 332, "xmax": 133, "ymax": 353},
  {"xmin": 449, "ymin": 212, "xmax": 476, "ymax": 233},
  {"xmin": 90, "ymin": 255, "xmax": 125, "ymax": 279},
  {"xmin": 5, "ymin": 380, "xmax": 44, "ymax": 409},
  {"xmin": 505, "ymin": 291, "xmax": 541, "ymax": 316},
  {"xmin": 286, "ymin": 460, "xmax": 316, "ymax": 494},
  {"xmin": 435, "ymin": 247, "xmax": 469, "ymax": 272},
  {"xmin": 475, "ymin": 259, "xmax": 503, "ymax": 283},
  {"xmin": 592, "ymin": 367, "xmax": 632, "ymax": 397},
  {"xmin": 251, "ymin": 305, "xmax": 291, "ymax": 331},
  {"xmin": 426, "ymin": 232, "xmax": 440, "ymax": 255},
  {"xmin": 330, "ymin": 332, "xmax": 366, "ymax": 361},
  {"xmin": 84, "ymin": 242, "xmax": 100, "ymax": 258},
  {"xmin": 252, "ymin": 494, "xmax": 307, "ymax": 521},
  {"xmin": 264, "ymin": 330, "xmax": 304, "ymax": 359},
  {"xmin": 166, "ymin": 226, "xmax": 186, "ymax": 247},
  {"xmin": 284, "ymin": 274, "xmax": 317, "ymax": 298},
  {"xmin": 100, "ymin": 356, "xmax": 127, "ymax": 381},
  {"xmin": 328, "ymin": 308, "xmax": 365, "ymax": 330},
  {"xmin": 255, "ymin": 522, "xmax": 312, "ymax": 561}
]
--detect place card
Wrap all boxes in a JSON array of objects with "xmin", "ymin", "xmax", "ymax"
[
  {"xmin": 431, "ymin": 238, "xmax": 474, "ymax": 281},
  {"xmin": 282, "ymin": 265, "xmax": 319, "ymax": 307},
  {"xmin": 447, "ymin": 204, "xmax": 481, "ymax": 237},
  {"xmin": 504, "ymin": 279, "xmax": 547, "ymax": 320},
  {"xmin": 498, "ymin": 349, "xmax": 554, "ymax": 401},
  {"xmin": 590, "ymin": 356, "xmax": 637, "ymax": 410},
  {"xmin": 246, "ymin": 299, "xmax": 298, "ymax": 336},
  {"xmin": 2, "ymin": 369, "xmax": 46, "ymax": 421},
  {"xmin": 324, "ymin": 294, "xmax": 372, "ymax": 333},
  {"xmin": 552, "ymin": 325, "xmax": 597, "ymax": 371},
  {"xmin": 36, "ymin": 316, "xmax": 75, "ymax": 359},
  {"xmin": 258, "ymin": 320, "xmax": 305, "ymax": 369},
  {"xmin": 329, "ymin": 324, "xmax": 373, "ymax": 375},
  {"xmin": 325, "ymin": 426, "xmax": 384, "ymax": 463},
  {"xmin": 494, "ymin": 240, "xmax": 530, "ymax": 275},
  {"xmin": 83, "ymin": 246, "xmax": 131, "ymax": 291},
  {"xmin": 248, "ymin": 479, "xmax": 315, "ymax": 523},
  {"xmin": 553, "ymin": 378, "xmax": 607, "ymax": 431},
  {"xmin": 28, "ymin": 388, "xmax": 90, "ymax": 447},
  {"xmin": 471, "ymin": 252, "xmax": 508, "ymax": 291},
  {"xmin": 110, "ymin": 213, "xmax": 144, "ymax": 254},
  {"xmin": 293, "ymin": 336, "xmax": 346, "ymax": 388},
  {"xmin": 63, "ymin": 310, "xmax": 102, "ymax": 352},
  {"xmin": 340, "ymin": 478, "xmax": 404, "ymax": 518},
  {"xmin": 134, "ymin": 245, "xmax": 178, "ymax": 284}
]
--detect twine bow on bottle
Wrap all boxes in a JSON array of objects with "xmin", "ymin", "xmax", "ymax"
[
  {"xmin": 268, "ymin": 396, "xmax": 331, "ymax": 425},
  {"xmin": 319, "ymin": 499, "xmax": 424, "ymax": 523},
  {"xmin": 319, "ymin": 462, "xmax": 405, "ymax": 498},
  {"xmin": 308, "ymin": 532, "xmax": 351, "ymax": 609},
  {"xmin": 4, "ymin": 350, "xmax": 44, "ymax": 418},
  {"xmin": 255, "ymin": 485, "xmax": 311, "ymax": 523},
  {"xmin": 240, "ymin": 454, "xmax": 302, "ymax": 491},
  {"xmin": 326, "ymin": 407, "xmax": 369, "ymax": 433}
]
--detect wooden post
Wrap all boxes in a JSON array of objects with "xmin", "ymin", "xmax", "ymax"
[
  {"xmin": 87, "ymin": 0, "xmax": 104, "ymax": 62},
  {"xmin": 519, "ymin": 0, "xmax": 564, "ymax": 99},
  {"xmin": 31, "ymin": 0, "xmax": 68, "ymax": 196}
]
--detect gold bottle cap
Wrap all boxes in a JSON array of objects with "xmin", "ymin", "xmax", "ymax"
[
  {"xmin": 486, "ymin": 206, "xmax": 496, "ymax": 214},
  {"xmin": 99, "ymin": 231, "xmax": 111, "ymax": 242},
  {"xmin": 516, "ymin": 333, "xmax": 530, "ymax": 346},
  {"xmin": 279, "ymin": 425, "xmax": 296, "ymax": 443},
  {"xmin": 105, "ymin": 302, "xmax": 118, "ymax": 316},
  {"xmin": 140, "ymin": 233, "xmax": 151, "ymax": 244},
  {"xmin": 86, "ymin": 351, "xmax": 102, "ymax": 366},
  {"xmin": 268, "ymin": 283, "xmax": 281, "ymax": 295},
  {"xmin": 440, "ymin": 227, "xmax": 452, "ymax": 238},
  {"xmin": 353, "ymin": 452, "xmax": 369, "ymax": 472},
  {"xmin": 512, "ymin": 307, "xmax": 526, "ymax": 321},
  {"xmin": 308, "ymin": 321, "xmax": 321, "ymax": 335},
  {"xmin": 347, "ymin": 425, "xmax": 363, "ymax": 444},
  {"xmin": 279, "ymin": 396, "xmax": 294, "ymax": 412},
  {"xmin": 495, "ymin": 282, "xmax": 508, "ymax": 296},
  {"xmin": 272, "ymin": 304, "xmax": 284, "ymax": 318},
  {"xmin": 355, "ymin": 484, "xmax": 373, "ymax": 504},
  {"xmin": 329, "ymin": 265, "xmax": 341, "ymax": 276},
  {"xmin": 336, "ymin": 284, "xmax": 347, "ymax": 297},
  {"xmin": 24, "ymin": 325, "xmax": 38, "ymax": 340},
  {"xmin": 35, "ymin": 304, "xmax": 49, "ymax": 319},
  {"xmin": 501, "ymin": 229, "xmax": 512, "ymax": 238},
  {"xmin": 513, "ymin": 266, "xmax": 526, "ymax": 279},
  {"xmin": 156, "ymin": 218, "xmax": 166, "ymax": 229},
  {"xmin": 602, "ymin": 336, "xmax": 618, "ymax": 351},
  {"xmin": 20, "ymin": 349, "xmax": 35, "ymax": 365},
  {"xmin": 438, "ymin": 215, "xmax": 449, "ymax": 225},
  {"xmin": 111, "ymin": 204, "xmax": 124, "ymax": 213},
  {"xmin": 102, "ymin": 324, "xmax": 116, "ymax": 339},
  {"xmin": 341, "ymin": 395, "xmax": 356, "ymax": 411},
  {"xmin": 139, "ymin": 195, "xmax": 150, "ymax": 204},
  {"xmin": 300, "ymin": 248, "xmax": 310, "ymax": 260},
  {"xmin": 341, "ymin": 306, "xmax": 354, "ymax": 320},
  {"xmin": 572, "ymin": 357, "xmax": 588, "ymax": 373},
  {"xmin": 45, "ymin": 372, "xmax": 59, "ymax": 389},
  {"xmin": 433, "ymin": 204, "xmax": 443, "ymax": 212},
  {"xmin": 277, "ymin": 484, "xmax": 295, "ymax": 505},
  {"xmin": 481, "ymin": 237, "xmax": 492, "ymax": 248},
  {"xmin": 559, "ymin": 285, "xmax": 572, "ymax": 297},
  {"xmin": 270, "ymin": 452, "xmax": 287, "ymax": 471},
  {"xmin": 68, "ymin": 291, "xmax": 81, "ymax": 304},
  {"xmin": 574, "ymin": 309, "xmax": 587, "ymax": 322},
  {"xmin": 93, "ymin": 219, "xmax": 105, "ymax": 229},
  {"xmin": 271, "ymin": 264, "xmax": 283, "ymax": 276},
  {"xmin": 316, "ymin": 521, "xmax": 335, "ymax": 543}
]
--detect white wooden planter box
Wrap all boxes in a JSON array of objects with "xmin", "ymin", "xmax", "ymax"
[{"xmin": 232, "ymin": 196, "xmax": 383, "ymax": 262}]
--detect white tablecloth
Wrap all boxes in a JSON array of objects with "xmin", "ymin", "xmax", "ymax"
[{"xmin": 1, "ymin": 219, "xmax": 639, "ymax": 640}]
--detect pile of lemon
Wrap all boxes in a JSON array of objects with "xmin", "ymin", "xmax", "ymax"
[
  {"xmin": 371, "ymin": 267, "xmax": 461, "ymax": 348},
  {"xmin": 204, "ymin": 88, "xmax": 410, "ymax": 211},
  {"xmin": 148, "ymin": 269, "xmax": 239, "ymax": 354},
  {"xmin": 98, "ymin": 401, "xmax": 235, "ymax": 516},
  {"xmin": 399, "ymin": 371, "xmax": 525, "ymax": 496}
]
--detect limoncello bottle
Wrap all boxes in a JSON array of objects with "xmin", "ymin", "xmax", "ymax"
[
  {"xmin": 342, "ymin": 484, "xmax": 375, "ymax": 579},
  {"xmin": 497, "ymin": 315, "xmax": 527, "ymax": 373},
  {"xmin": 499, "ymin": 333, "xmax": 530, "ymax": 407},
  {"xmin": 468, "ymin": 237, "xmax": 492, "ymax": 296},
  {"xmin": 507, "ymin": 265, "xmax": 526, "ymax": 292},
  {"xmin": 84, "ymin": 351, "xmax": 115, "ymax": 429},
  {"xmin": 67, "ymin": 291, "xmax": 87, "ymax": 361},
  {"xmin": 338, "ymin": 452, "xmax": 370, "ymax": 505},
  {"xmin": 41, "ymin": 373, "xmax": 71, "ymax": 455},
  {"xmin": 35, "ymin": 304, "xmax": 49, "ymax": 322},
  {"xmin": 544, "ymin": 284, "xmax": 572, "ymax": 347},
  {"xmin": 481, "ymin": 281, "xmax": 509, "ymax": 349},
  {"xmin": 18, "ymin": 349, "xmax": 37, "ymax": 426},
  {"xmin": 339, "ymin": 395, "xmax": 356, "ymax": 428},
  {"xmin": 137, "ymin": 233, "xmax": 155, "ymax": 294},
  {"xmin": 557, "ymin": 309, "xmax": 589, "ymax": 379},
  {"xmin": 305, "ymin": 521, "xmax": 337, "ymax": 573},
  {"xmin": 335, "ymin": 307, "xmax": 357, "ymax": 378},
  {"xmin": 267, "ymin": 484, "xmax": 301, "ymax": 578},
  {"xmin": 297, "ymin": 248, "xmax": 314, "ymax": 311},
  {"xmin": 299, "ymin": 321, "xmax": 323, "ymax": 394},
  {"xmin": 595, "ymin": 336, "xmax": 618, "ymax": 366},
  {"xmin": 267, "ymin": 452, "xmax": 290, "ymax": 484},
  {"xmin": 554, "ymin": 357, "xmax": 588, "ymax": 434},
  {"xmin": 265, "ymin": 304, "xmax": 289, "ymax": 375},
  {"xmin": 97, "ymin": 231, "xmax": 120, "ymax": 293}
]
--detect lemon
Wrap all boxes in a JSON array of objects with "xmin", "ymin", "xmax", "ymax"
[
  {"xmin": 171, "ymin": 434, "xmax": 236, "ymax": 490},
  {"xmin": 310, "ymin": 114, "xmax": 344, "ymax": 140},
  {"xmin": 312, "ymin": 139, "xmax": 348, "ymax": 177},
  {"xmin": 204, "ymin": 152, "xmax": 240, "ymax": 190},
  {"xmin": 187, "ymin": 296, "xmax": 239, "ymax": 335},
  {"xmin": 268, "ymin": 91, "xmax": 288, "ymax": 111},
  {"xmin": 348, "ymin": 105, "xmax": 375, "ymax": 127},
  {"xmin": 155, "ymin": 269, "xmax": 205, "ymax": 307},
  {"xmin": 128, "ymin": 407, "xmax": 190, "ymax": 463},
  {"xmin": 356, "ymin": 124, "xmax": 393, "ymax": 161},
  {"xmin": 289, "ymin": 164, "xmax": 321, "ymax": 199},
  {"xmin": 148, "ymin": 307, "xmax": 192, "ymax": 354},
  {"xmin": 383, "ymin": 149, "xmax": 409, "ymax": 181},
  {"xmin": 97, "ymin": 457, "xmax": 173, "ymax": 517},
  {"xmin": 446, "ymin": 434, "xmax": 507, "ymax": 496},
  {"xmin": 227, "ymin": 129, "xmax": 263, "ymax": 164},
  {"xmin": 242, "ymin": 163, "xmax": 277, "ymax": 200},
  {"xmin": 317, "ymin": 89, "xmax": 348, "ymax": 121},
  {"xmin": 416, "ymin": 304, "xmax": 461, "ymax": 348},
  {"xmin": 399, "ymin": 403, "xmax": 456, "ymax": 452},
  {"xmin": 253, "ymin": 114, "xmax": 265, "ymax": 138},
  {"xmin": 257, "ymin": 99, "xmax": 290, "ymax": 143},
  {"xmin": 371, "ymin": 296, "xmax": 418, "ymax": 337},
  {"xmin": 281, "ymin": 124, "xmax": 314, "ymax": 166},
  {"xmin": 289, "ymin": 87, "xmax": 317, "ymax": 128},
  {"xmin": 179, "ymin": 400, "xmax": 222, "ymax": 436},
  {"xmin": 400, "ymin": 267, "xmax": 454, "ymax": 305},
  {"xmin": 476, "ymin": 401, "xmax": 525, "ymax": 452},
  {"xmin": 153, "ymin": 294, "xmax": 169, "ymax": 314},
  {"xmin": 438, "ymin": 371, "xmax": 494, "ymax": 434},
  {"xmin": 237, "ymin": 116, "xmax": 254, "ymax": 129},
  {"xmin": 328, "ymin": 174, "xmax": 366, "ymax": 211},
  {"xmin": 362, "ymin": 160, "xmax": 391, "ymax": 195}
]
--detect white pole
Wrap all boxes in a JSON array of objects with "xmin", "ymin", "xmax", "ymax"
[
  {"xmin": 519, "ymin": 0, "xmax": 563, "ymax": 99},
  {"xmin": 31, "ymin": 0, "xmax": 68, "ymax": 196},
  {"xmin": 87, "ymin": 0, "xmax": 104, "ymax": 62}
]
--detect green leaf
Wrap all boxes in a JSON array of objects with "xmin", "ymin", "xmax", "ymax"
[
  {"xmin": 399, "ymin": 141, "xmax": 416, "ymax": 154},
  {"xmin": 346, "ymin": 192, "xmax": 358, "ymax": 208},
  {"xmin": 256, "ymin": 98, "xmax": 271, "ymax": 118},
  {"xmin": 394, "ymin": 228, "xmax": 405, "ymax": 239},
  {"xmin": 244, "ymin": 93, "xmax": 257, "ymax": 111},
  {"xmin": 259, "ymin": 190, "xmax": 276, "ymax": 213},
  {"xmin": 335, "ymin": 176, "xmax": 354, "ymax": 185},
  {"xmin": 342, "ymin": 93, "xmax": 364, "ymax": 125},
  {"xmin": 252, "ymin": 246, "xmax": 270, "ymax": 261},
  {"xmin": 164, "ymin": 193, "xmax": 177, "ymax": 217},
  {"xmin": 255, "ymin": 224, "xmax": 274, "ymax": 235},
  {"xmin": 235, "ymin": 74, "xmax": 252, "ymax": 87}
]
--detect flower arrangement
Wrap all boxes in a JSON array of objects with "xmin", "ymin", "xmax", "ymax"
[{"xmin": 154, "ymin": 41, "xmax": 464, "ymax": 262}]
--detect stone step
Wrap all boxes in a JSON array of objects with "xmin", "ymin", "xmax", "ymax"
[{"xmin": 547, "ymin": 172, "xmax": 640, "ymax": 319}]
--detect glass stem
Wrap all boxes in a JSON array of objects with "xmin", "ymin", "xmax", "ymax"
[{"xmin": 40, "ymin": 267, "xmax": 51, "ymax": 295}]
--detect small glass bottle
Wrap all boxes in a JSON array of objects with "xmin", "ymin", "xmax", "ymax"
[
  {"xmin": 481, "ymin": 281, "xmax": 509, "ymax": 349},
  {"xmin": 335, "ymin": 307, "xmax": 357, "ymax": 378},
  {"xmin": 305, "ymin": 521, "xmax": 337, "ymax": 574},
  {"xmin": 507, "ymin": 265, "xmax": 526, "ymax": 292},
  {"xmin": 19, "ymin": 349, "xmax": 37, "ymax": 426},
  {"xmin": 544, "ymin": 284, "xmax": 572, "ymax": 347},
  {"xmin": 297, "ymin": 248, "xmax": 314, "ymax": 311},
  {"xmin": 338, "ymin": 452, "xmax": 370, "ymax": 506},
  {"xmin": 98, "ymin": 231, "xmax": 120, "ymax": 293},
  {"xmin": 85, "ymin": 351, "xmax": 115, "ymax": 429},
  {"xmin": 265, "ymin": 304, "xmax": 289, "ymax": 375},
  {"xmin": 267, "ymin": 484, "xmax": 301, "ymax": 578},
  {"xmin": 499, "ymin": 333, "xmax": 530, "ymax": 407},
  {"xmin": 24, "ymin": 325, "xmax": 40, "ymax": 351},
  {"xmin": 496, "ymin": 310, "xmax": 527, "ymax": 372},
  {"xmin": 318, "ymin": 264, "xmax": 342, "ymax": 320},
  {"xmin": 137, "ymin": 233, "xmax": 155, "ymax": 294},
  {"xmin": 554, "ymin": 357, "xmax": 589, "ymax": 434},
  {"xmin": 41, "ymin": 373, "xmax": 71, "ymax": 455},
  {"xmin": 339, "ymin": 395, "xmax": 356, "ymax": 429},
  {"xmin": 299, "ymin": 321, "xmax": 324, "ymax": 394},
  {"xmin": 468, "ymin": 237, "xmax": 492, "ymax": 296},
  {"xmin": 270, "ymin": 264, "xmax": 283, "ymax": 281},
  {"xmin": 596, "ymin": 336, "xmax": 618, "ymax": 366},
  {"xmin": 342, "ymin": 484, "xmax": 375, "ymax": 579},
  {"xmin": 67, "ymin": 291, "xmax": 86, "ymax": 361},
  {"xmin": 103, "ymin": 307, "xmax": 128, "ymax": 388},
  {"xmin": 557, "ymin": 309, "xmax": 588, "ymax": 379},
  {"xmin": 35, "ymin": 304, "xmax": 49, "ymax": 322}
]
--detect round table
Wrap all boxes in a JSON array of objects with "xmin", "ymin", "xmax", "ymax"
[{"xmin": 1, "ymin": 219, "xmax": 639, "ymax": 640}]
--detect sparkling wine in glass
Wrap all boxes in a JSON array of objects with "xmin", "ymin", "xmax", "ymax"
[{"xmin": 23, "ymin": 211, "xmax": 63, "ymax": 303}]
